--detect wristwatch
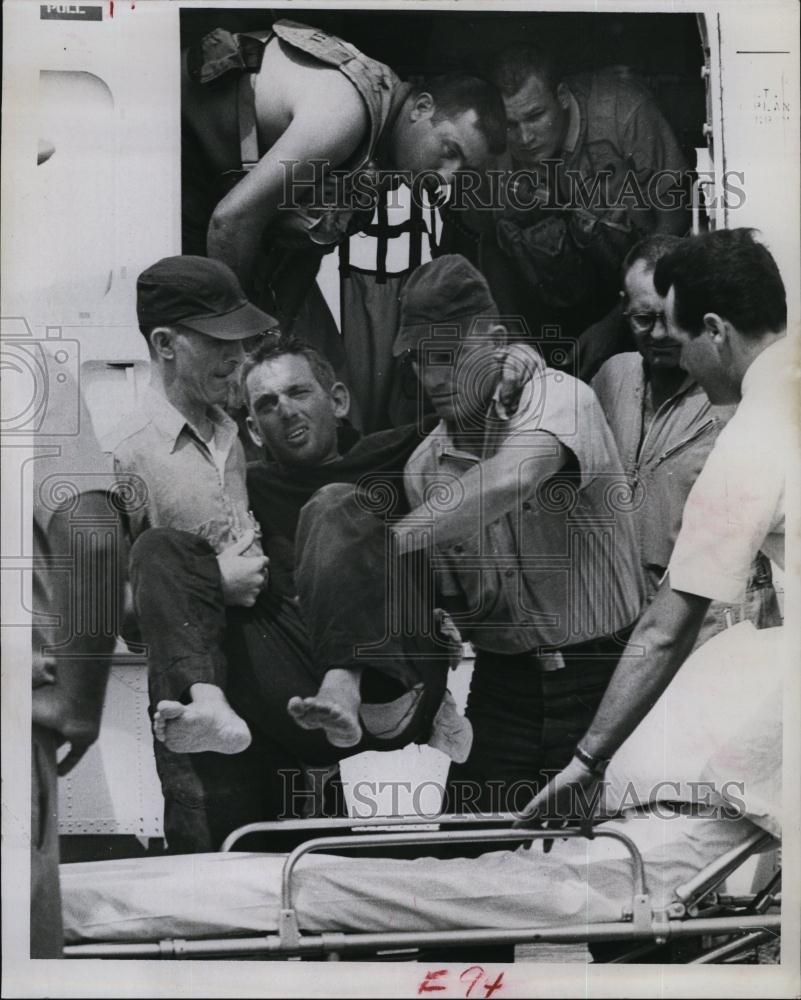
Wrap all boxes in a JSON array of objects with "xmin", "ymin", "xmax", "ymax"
[{"xmin": 574, "ymin": 744, "xmax": 611, "ymax": 776}]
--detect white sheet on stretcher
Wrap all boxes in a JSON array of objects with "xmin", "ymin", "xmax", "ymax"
[
  {"xmin": 62, "ymin": 619, "xmax": 783, "ymax": 944},
  {"xmin": 62, "ymin": 814, "xmax": 763, "ymax": 944}
]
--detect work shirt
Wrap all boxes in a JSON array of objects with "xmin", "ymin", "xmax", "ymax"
[
  {"xmin": 669, "ymin": 337, "xmax": 795, "ymax": 603},
  {"xmin": 592, "ymin": 353, "xmax": 729, "ymax": 594},
  {"xmin": 104, "ymin": 386, "xmax": 261, "ymax": 556},
  {"xmin": 559, "ymin": 70, "xmax": 688, "ymax": 234},
  {"xmin": 404, "ymin": 370, "xmax": 644, "ymax": 654}
]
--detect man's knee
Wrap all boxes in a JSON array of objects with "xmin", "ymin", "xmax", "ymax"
[
  {"xmin": 300, "ymin": 482, "xmax": 357, "ymax": 524},
  {"xmin": 297, "ymin": 482, "xmax": 380, "ymax": 558}
]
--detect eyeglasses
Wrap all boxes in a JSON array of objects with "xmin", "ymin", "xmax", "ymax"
[{"xmin": 622, "ymin": 309, "xmax": 667, "ymax": 335}]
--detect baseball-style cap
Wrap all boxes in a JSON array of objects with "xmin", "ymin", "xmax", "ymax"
[
  {"xmin": 394, "ymin": 254, "xmax": 499, "ymax": 357},
  {"xmin": 136, "ymin": 255, "xmax": 277, "ymax": 340}
]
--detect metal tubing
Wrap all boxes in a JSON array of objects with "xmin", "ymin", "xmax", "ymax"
[
  {"xmin": 221, "ymin": 813, "xmax": 520, "ymax": 851},
  {"xmin": 280, "ymin": 826, "xmax": 647, "ymax": 911},
  {"xmin": 674, "ymin": 830, "xmax": 773, "ymax": 904},
  {"xmin": 691, "ymin": 929, "xmax": 776, "ymax": 964},
  {"xmin": 64, "ymin": 914, "xmax": 782, "ymax": 961}
]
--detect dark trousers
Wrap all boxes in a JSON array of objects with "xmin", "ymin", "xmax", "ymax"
[
  {"xmin": 130, "ymin": 484, "xmax": 450, "ymax": 851},
  {"xmin": 445, "ymin": 630, "xmax": 631, "ymax": 815},
  {"xmin": 31, "ymin": 726, "xmax": 62, "ymax": 958}
]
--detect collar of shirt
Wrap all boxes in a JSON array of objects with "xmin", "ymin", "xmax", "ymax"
[
  {"xmin": 740, "ymin": 335, "xmax": 793, "ymax": 400},
  {"xmin": 144, "ymin": 385, "xmax": 238, "ymax": 458},
  {"xmin": 641, "ymin": 359, "xmax": 697, "ymax": 407}
]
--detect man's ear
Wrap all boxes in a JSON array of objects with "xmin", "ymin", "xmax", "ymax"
[
  {"xmin": 149, "ymin": 326, "xmax": 176, "ymax": 361},
  {"xmin": 245, "ymin": 414, "xmax": 264, "ymax": 450},
  {"xmin": 489, "ymin": 323, "xmax": 508, "ymax": 348},
  {"xmin": 703, "ymin": 312, "xmax": 730, "ymax": 349},
  {"xmin": 410, "ymin": 92, "xmax": 435, "ymax": 122},
  {"xmin": 329, "ymin": 381, "xmax": 351, "ymax": 420},
  {"xmin": 555, "ymin": 82, "xmax": 571, "ymax": 111}
]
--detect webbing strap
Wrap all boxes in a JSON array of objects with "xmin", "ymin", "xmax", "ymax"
[
  {"xmin": 376, "ymin": 188, "xmax": 389, "ymax": 284},
  {"xmin": 238, "ymin": 72, "xmax": 260, "ymax": 171}
]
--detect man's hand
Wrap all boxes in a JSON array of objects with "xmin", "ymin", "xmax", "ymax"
[
  {"xmin": 494, "ymin": 343, "xmax": 546, "ymax": 418},
  {"xmin": 514, "ymin": 756, "xmax": 603, "ymax": 830},
  {"xmin": 33, "ymin": 688, "xmax": 101, "ymax": 775},
  {"xmin": 434, "ymin": 609, "xmax": 463, "ymax": 670},
  {"xmin": 217, "ymin": 530, "xmax": 269, "ymax": 607},
  {"xmin": 56, "ymin": 725, "xmax": 100, "ymax": 776}
]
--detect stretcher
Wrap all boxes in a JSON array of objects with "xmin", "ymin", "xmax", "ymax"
[
  {"xmin": 62, "ymin": 810, "xmax": 781, "ymax": 963},
  {"xmin": 61, "ymin": 622, "xmax": 784, "ymax": 963}
]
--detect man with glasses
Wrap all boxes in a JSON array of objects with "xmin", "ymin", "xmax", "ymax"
[
  {"xmin": 591, "ymin": 235, "xmax": 781, "ymax": 644},
  {"xmin": 519, "ymin": 228, "xmax": 790, "ymax": 827}
]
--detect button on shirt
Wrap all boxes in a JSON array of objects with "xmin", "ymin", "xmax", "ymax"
[
  {"xmin": 669, "ymin": 337, "xmax": 795, "ymax": 603},
  {"xmin": 104, "ymin": 387, "xmax": 261, "ymax": 556},
  {"xmin": 404, "ymin": 370, "xmax": 645, "ymax": 654}
]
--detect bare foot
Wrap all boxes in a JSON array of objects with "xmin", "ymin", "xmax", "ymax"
[
  {"xmin": 287, "ymin": 695, "xmax": 362, "ymax": 748},
  {"xmin": 287, "ymin": 668, "xmax": 363, "ymax": 747},
  {"xmin": 153, "ymin": 699, "xmax": 252, "ymax": 754}
]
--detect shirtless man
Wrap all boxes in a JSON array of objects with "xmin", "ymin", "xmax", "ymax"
[{"xmin": 182, "ymin": 20, "xmax": 507, "ymax": 294}]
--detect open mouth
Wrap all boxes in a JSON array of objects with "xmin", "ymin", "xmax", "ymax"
[{"xmin": 285, "ymin": 425, "xmax": 310, "ymax": 445}]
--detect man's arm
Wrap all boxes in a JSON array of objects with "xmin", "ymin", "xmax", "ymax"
[
  {"xmin": 207, "ymin": 83, "xmax": 368, "ymax": 289},
  {"xmin": 622, "ymin": 92, "xmax": 690, "ymax": 236},
  {"xmin": 393, "ymin": 433, "xmax": 568, "ymax": 551},
  {"xmin": 580, "ymin": 576, "xmax": 710, "ymax": 759},
  {"xmin": 32, "ymin": 494, "xmax": 123, "ymax": 774}
]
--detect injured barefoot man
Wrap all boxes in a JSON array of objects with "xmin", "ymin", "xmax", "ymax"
[
  {"xmin": 106, "ymin": 256, "xmax": 469, "ymax": 853},
  {"xmin": 106, "ymin": 255, "xmax": 539, "ymax": 853}
]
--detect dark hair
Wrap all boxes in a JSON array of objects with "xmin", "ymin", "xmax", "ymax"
[
  {"xmin": 239, "ymin": 333, "xmax": 337, "ymax": 409},
  {"xmin": 653, "ymin": 228, "xmax": 786, "ymax": 339},
  {"xmin": 417, "ymin": 73, "xmax": 507, "ymax": 157},
  {"xmin": 485, "ymin": 44, "xmax": 562, "ymax": 98},
  {"xmin": 621, "ymin": 234, "xmax": 684, "ymax": 283}
]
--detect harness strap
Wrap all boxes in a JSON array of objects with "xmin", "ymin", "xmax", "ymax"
[
  {"xmin": 338, "ymin": 233, "xmax": 351, "ymax": 280},
  {"xmin": 376, "ymin": 188, "xmax": 390, "ymax": 284},
  {"xmin": 339, "ymin": 196, "xmax": 438, "ymax": 282},
  {"xmin": 408, "ymin": 196, "xmax": 423, "ymax": 271},
  {"xmin": 238, "ymin": 71, "xmax": 260, "ymax": 171}
]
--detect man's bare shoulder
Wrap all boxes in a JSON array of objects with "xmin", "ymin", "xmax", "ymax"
[{"xmin": 258, "ymin": 34, "xmax": 369, "ymax": 126}]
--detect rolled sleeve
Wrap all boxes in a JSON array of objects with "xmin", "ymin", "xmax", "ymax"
[{"xmin": 668, "ymin": 424, "xmax": 784, "ymax": 603}]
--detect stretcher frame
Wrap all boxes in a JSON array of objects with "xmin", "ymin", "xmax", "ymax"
[{"xmin": 63, "ymin": 813, "xmax": 781, "ymax": 962}]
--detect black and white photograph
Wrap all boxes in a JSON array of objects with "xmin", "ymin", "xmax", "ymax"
[{"xmin": 1, "ymin": 1, "xmax": 799, "ymax": 996}]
